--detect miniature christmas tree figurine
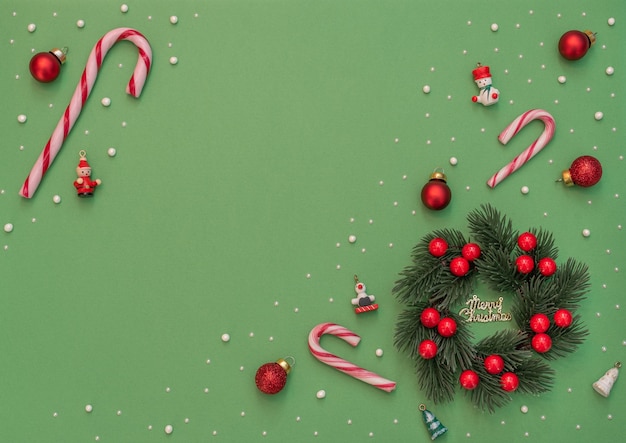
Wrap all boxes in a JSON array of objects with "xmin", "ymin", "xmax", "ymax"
[
  {"xmin": 471, "ymin": 63, "xmax": 499, "ymax": 106},
  {"xmin": 351, "ymin": 275, "xmax": 379, "ymax": 314},
  {"xmin": 74, "ymin": 150, "xmax": 101, "ymax": 197}
]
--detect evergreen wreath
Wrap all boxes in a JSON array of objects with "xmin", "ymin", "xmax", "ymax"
[{"xmin": 393, "ymin": 204, "xmax": 589, "ymax": 412}]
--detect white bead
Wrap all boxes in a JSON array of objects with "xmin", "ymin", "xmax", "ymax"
[
  {"xmin": 85, "ymin": 404, "xmax": 93, "ymax": 413},
  {"xmin": 17, "ymin": 114, "xmax": 27, "ymax": 123},
  {"xmin": 582, "ymin": 229, "xmax": 591, "ymax": 237},
  {"xmin": 521, "ymin": 186, "xmax": 529, "ymax": 194},
  {"xmin": 120, "ymin": 4, "xmax": 129, "ymax": 13},
  {"xmin": 107, "ymin": 147, "xmax": 117, "ymax": 157},
  {"xmin": 170, "ymin": 16, "xmax": 178, "ymax": 24},
  {"xmin": 606, "ymin": 66, "xmax": 615, "ymax": 75},
  {"xmin": 164, "ymin": 424, "xmax": 173, "ymax": 435},
  {"xmin": 3, "ymin": 223, "xmax": 13, "ymax": 233},
  {"xmin": 316, "ymin": 390, "xmax": 326, "ymax": 399},
  {"xmin": 520, "ymin": 405, "xmax": 528, "ymax": 413},
  {"xmin": 449, "ymin": 157, "xmax": 458, "ymax": 166},
  {"xmin": 101, "ymin": 97, "xmax": 111, "ymax": 107},
  {"xmin": 491, "ymin": 23, "xmax": 499, "ymax": 32},
  {"xmin": 375, "ymin": 348, "xmax": 383, "ymax": 357},
  {"xmin": 169, "ymin": 56, "xmax": 178, "ymax": 65},
  {"xmin": 53, "ymin": 195, "xmax": 62, "ymax": 204},
  {"xmin": 422, "ymin": 85, "xmax": 431, "ymax": 94},
  {"xmin": 348, "ymin": 235, "xmax": 357, "ymax": 244},
  {"xmin": 557, "ymin": 75, "xmax": 566, "ymax": 84},
  {"xmin": 221, "ymin": 333, "xmax": 230, "ymax": 342},
  {"xmin": 608, "ymin": 17, "xmax": 615, "ymax": 26},
  {"xmin": 594, "ymin": 111, "xmax": 604, "ymax": 120},
  {"xmin": 27, "ymin": 23, "xmax": 36, "ymax": 32},
  {"xmin": 76, "ymin": 19, "xmax": 85, "ymax": 28}
]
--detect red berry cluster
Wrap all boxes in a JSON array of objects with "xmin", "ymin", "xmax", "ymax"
[
  {"xmin": 417, "ymin": 307, "xmax": 458, "ymax": 359},
  {"xmin": 515, "ymin": 232, "xmax": 557, "ymax": 276},
  {"xmin": 428, "ymin": 237, "xmax": 481, "ymax": 277},
  {"xmin": 483, "ymin": 354, "xmax": 519, "ymax": 392},
  {"xmin": 529, "ymin": 309, "xmax": 573, "ymax": 353}
]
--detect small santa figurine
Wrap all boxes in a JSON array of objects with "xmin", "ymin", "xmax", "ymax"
[
  {"xmin": 74, "ymin": 150, "xmax": 101, "ymax": 197},
  {"xmin": 471, "ymin": 63, "xmax": 499, "ymax": 106}
]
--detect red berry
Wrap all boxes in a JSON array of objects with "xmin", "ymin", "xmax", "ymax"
[
  {"xmin": 418, "ymin": 339, "xmax": 438, "ymax": 359},
  {"xmin": 450, "ymin": 257, "xmax": 470, "ymax": 277},
  {"xmin": 484, "ymin": 354, "xmax": 505, "ymax": 375},
  {"xmin": 420, "ymin": 307, "xmax": 441, "ymax": 329},
  {"xmin": 529, "ymin": 313, "xmax": 550, "ymax": 333},
  {"xmin": 538, "ymin": 257, "xmax": 557, "ymax": 277},
  {"xmin": 428, "ymin": 238, "xmax": 449, "ymax": 257},
  {"xmin": 531, "ymin": 333, "xmax": 552, "ymax": 353},
  {"xmin": 459, "ymin": 369, "xmax": 480, "ymax": 390},
  {"xmin": 517, "ymin": 232, "xmax": 537, "ymax": 252},
  {"xmin": 462, "ymin": 243, "xmax": 481, "ymax": 261},
  {"xmin": 554, "ymin": 309, "xmax": 573, "ymax": 328},
  {"xmin": 516, "ymin": 255, "xmax": 535, "ymax": 274},
  {"xmin": 437, "ymin": 317, "xmax": 457, "ymax": 337},
  {"xmin": 500, "ymin": 372, "xmax": 519, "ymax": 392}
]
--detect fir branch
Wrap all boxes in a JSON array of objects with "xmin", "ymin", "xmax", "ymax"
[
  {"xmin": 415, "ymin": 358, "xmax": 456, "ymax": 404},
  {"xmin": 529, "ymin": 228, "xmax": 558, "ymax": 262},
  {"xmin": 543, "ymin": 317, "xmax": 589, "ymax": 359},
  {"xmin": 394, "ymin": 305, "xmax": 430, "ymax": 359},
  {"xmin": 552, "ymin": 258, "xmax": 590, "ymax": 309},
  {"xmin": 467, "ymin": 204, "xmax": 516, "ymax": 251},
  {"xmin": 475, "ymin": 330, "xmax": 532, "ymax": 369},
  {"xmin": 466, "ymin": 365, "xmax": 513, "ymax": 412},
  {"xmin": 437, "ymin": 311, "xmax": 476, "ymax": 372},
  {"xmin": 514, "ymin": 356, "xmax": 555, "ymax": 393}
]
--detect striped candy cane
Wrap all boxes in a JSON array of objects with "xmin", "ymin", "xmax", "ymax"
[
  {"xmin": 308, "ymin": 322, "xmax": 396, "ymax": 392},
  {"xmin": 487, "ymin": 109, "xmax": 556, "ymax": 188},
  {"xmin": 19, "ymin": 28, "xmax": 152, "ymax": 198}
]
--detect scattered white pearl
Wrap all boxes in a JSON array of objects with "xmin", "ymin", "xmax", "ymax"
[
  {"xmin": 490, "ymin": 23, "xmax": 499, "ymax": 32},
  {"xmin": 608, "ymin": 17, "xmax": 615, "ymax": 26},
  {"xmin": 520, "ymin": 405, "xmax": 529, "ymax": 414},
  {"xmin": 606, "ymin": 66, "xmax": 614, "ymax": 76},
  {"xmin": 394, "ymin": 137, "xmax": 399, "ymax": 143},
  {"xmin": 27, "ymin": 23, "xmax": 36, "ymax": 32},
  {"xmin": 582, "ymin": 229, "xmax": 591, "ymax": 237},
  {"xmin": 348, "ymin": 235, "xmax": 357, "ymax": 244},
  {"xmin": 121, "ymin": 121, "xmax": 127, "ymax": 127},
  {"xmin": 294, "ymin": 307, "xmax": 299, "ymax": 313},
  {"xmin": 369, "ymin": 432, "xmax": 374, "ymax": 437},
  {"xmin": 53, "ymin": 195, "xmax": 62, "ymax": 204},
  {"xmin": 422, "ymin": 85, "xmax": 431, "ymax": 94},
  {"xmin": 296, "ymin": 416, "xmax": 301, "ymax": 422},
  {"xmin": 169, "ymin": 56, "xmax": 178, "ymax": 65},
  {"xmin": 576, "ymin": 425, "xmax": 581, "ymax": 430},
  {"xmin": 595, "ymin": 112, "xmax": 604, "ymax": 121},
  {"xmin": 316, "ymin": 390, "xmax": 326, "ymax": 399},
  {"xmin": 375, "ymin": 348, "xmax": 383, "ymax": 357},
  {"xmin": 77, "ymin": 19, "xmax": 85, "ymax": 28},
  {"xmin": 557, "ymin": 75, "xmax": 566, "ymax": 84},
  {"xmin": 164, "ymin": 424, "xmax": 173, "ymax": 435},
  {"xmin": 347, "ymin": 419, "xmax": 353, "ymax": 425},
  {"xmin": 120, "ymin": 4, "xmax": 129, "ymax": 13},
  {"xmin": 101, "ymin": 97, "xmax": 111, "ymax": 107},
  {"xmin": 329, "ymin": 297, "xmax": 334, "ymax": 302},
  {"xmin": 221, "ymin": 333, "xmax": 230, "ymax": 342},
  {"xmin": 204, "ymin": 388, "xmax": 209, "ymax": 393},
  {"xmin": 116, "ymin": 410, "xmax": 122, "ymax": 416},
  {"xmin": 241, "ymin": 411, "xmax": 246, "ymax": 417},
  {"xmin": 107, "ymin": 147, "xmax": 117, "ymax": 157},
  {"xmin": 274, "ymin": 300, "xmax": 279, "ymax": 306},
  {"xmin": 85, "ymin": 404, "xmax": 93, "ymax": 413},
  {"xmin": 521, "ymin": 186, "xmax": 529, "ymax": 195},
  {"xmin": 602, "ymin": 346, "xmax": 607, "ymax": 352},
  {"xmin": 306, "ymin": 273, "xmax": 311, "ymax": 279},
  {"xmin": 239, "ymin": 365, "xmax": 245, "ymax": 371},
  {"xmin": 4, "ymin": 223, "xmax": 13, "ymax": 233},
  {"xmin": 165, "ymin": 387, "xmax": 171, "ymax": 393},
  {"xmin": 17, "ymin": 114, "xmax": 27, "ymax": 123},
  {"xmin": 184, "ymin": 418, "xmax": 189, "ymax": 424},
  {"xmin": 170, "ymin": 15, "xmax": 178, "ymax": 24},
  {"xmin": 608, "ymin": 414, "xmax": 613, "ymax": 420},
  {"xmin": 541, "ymin": 415, "xmax": 546, "ymax": 420}
]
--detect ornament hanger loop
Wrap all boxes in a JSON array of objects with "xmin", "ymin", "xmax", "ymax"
[
  {"xmin": 79, "ymin": 149, "xmax": 87, "ymax": 158},
  {"xmin": 354, "ymin": 274, "xmax": 359, "ymax": 283},
  {"xmin": 284, "ymin": 356, "xmax": 296, "ymax": 367},
  {"xmin": 418, "ymin": 403, "xmax": 427, "ymax": 411},
  {"xmin": 616, "ymin": 362, "xmax": 622, "ymax": 369}
]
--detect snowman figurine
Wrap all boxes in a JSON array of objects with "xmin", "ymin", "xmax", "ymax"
[
  {"xmin": 471, "ymin": 63, "xmax": 499, "ymax": 106},
  {"xmin": 351, "ymin": 276, "xmax": 379, "ymax": 314}
]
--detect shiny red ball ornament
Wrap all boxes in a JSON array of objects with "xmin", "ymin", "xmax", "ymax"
[
  {"xmin": 558, "ymin": 30, "xmax": 596, "ymax": 60},
  {"xmin": 461, "ymin": 243, "xmax": 481, "ymax": 261},
  {"xmin": 500, "ymin": 372, "xmax": 519, "ymax": 392},
  {"xmin": 428, "ymin": 238, "xmax": 449, "ymax": 257},
  {"xmin": 484, "ymin": 354, "xmax": 505, "ymax": 375},
  {"xmin": 459, "ymin": 369, "xmax": 480, "ymax": 390},
  {"xmin": 450, "ymin": 257, "xmax": 470, "ymax": 277},
  {"xmin": 420, "ymin": 307, "xmax": 441, "ymax": 328},
  {"xmin": 554, "ymin": 308, "xmax": 573, "ymax": 328},
  {"xmin": 517, "ymin": 232, "xmax": 537, "ymax": 252},
  {"xmin": 529, "ymin": 313, "xmax": 550, "ymax": 333},
  {"xmin": 516, "ymin": 255, "xmax": 535, "ymax": 274},
  {"xmin": 255, "ymin": 358, "xmax": 293, "ymax": 394},
  {"xmin": 538, "ymin": 257, "xmax": 557, "ymax": 277},
  {"xmin": 418, "ymin": 339, "xmax": 438, "ymax": 359},
  {"xmin": 531, "ymin": 333, "xmax": 552, "ymax": 353},
  {"xmin": 421, "ymin": 170, "xmax": 451, "ymax": 211},
  {"xmin": 437, "ymin": 317, "xmax": 457, "ymax": 337},
  {"xmin": 29, "ymin": 48, "xmax": 67, "ymax": 83},
  {"xmin": 561, "ymin": 155, "xmax": 603, "ymax": 187}
]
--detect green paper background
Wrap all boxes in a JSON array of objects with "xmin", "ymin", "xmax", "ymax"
[{"xmin": 1, "ymin": 1, "xmax": 624, "ymax": 441}]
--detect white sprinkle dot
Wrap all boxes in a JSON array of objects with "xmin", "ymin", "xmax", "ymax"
[
  {"xmin": 164, "ymin": 425, "xmax": 173, "ymax": 435},
  {"xmin": 116, "ymin": 410, "xmax": 122, "ymax": 416},
  {"xmin": 221, "ymin": 333, "xmax": 230, "ymax": 342},
  {"xmin": 491, "ymin": 23, "xmax": 499, "ymax": 32},
  {"xmin": 120, "ymin": 4, "xmax": 129, "ymax": 13},
  {"xmin": 107, "ymin": 147, "xmax": 117, "ymax": 157},
  {"xmin": 576, "ymin": 425, "xmax": 581, "ymax": 430},
  {"xmin": 521, "ymin": 186, "xmax": 529, "ymax": 194},
  {"xmin": 375, "ymin": 348, "xmax": 383, "ymax": 357},
  {"xmin": 85, "ymin": 404, "xmax": 93, "ymax": 413},
  {"xmin": 595, "ymin": 112, "xmax": 604, "ymax": 121},
  {"xmin": 77, "ymin": 19, "xmax": 85, "ymax": 28},
  {"xmin": 521, "ymin": 405, "xmax": 528, "ymax": 413},
  {"xmin": 169, "ymin": 56, "xmax": 178, "ymax": 65},
  {"xmin": 394, "ymin": 137, "xmax": 399, "ymax": 143},
  {"xmin": 240, "ymin": 365, "xmax": 245, "ymax": 371},
  {"xmin": 53, "ymin": 195, "xmax": 62, "ymax": 204},
  {"xmin": 602, "ymin": 346, "xmax": 607, "ymax": 352},
  {"xmin": 369, "ymin": 432, "xmax": 374, "ymax": 437},
  {"xmin": 274, "ymin": 301, "xmax": 279, "ymax": 306},
  {"xmin": 306, "ymin": 273, "xmax": 311, "ymax": 279},
  {"xmin": 165, "ymin": 387, "xmax": 171, "ymax": 393},
  {"xmin": 241, "ymin": 411, "xmax": 246, "ymax": 417},
  {"xmin": 348, "ymin": 235, "xmax": 356, "ymax": 243},
  {"xmin": 296, "ymin": 416, "xmax": 301, "ymax": 422},
  {"xmin": 422, "ymin": 85, "xmax": 431, "ymax": 94},
  {"xmin": 582, "ymin": 229, "xmax": 591, "ymax": 237},
  {"xmin": 184, "ymin": 418, "xmax": 189, "ymax": 424},
  {"xmin": 608, "ymin": 414, "xmax": 613, "ymax": 420},
  {"xmin": 608, "ymin": 17, "xmax": 615, "ymax": 26},
  {"xmin": 101, "ymin": 97, "xmax": 111, "ymax": 107},
  {"xmin": 121, "ymin": 121, "xmax": 127, "ymax": 127},
  {"xmin": 4, "ymin": 223, "xmax": 14, "ymax": 233},
  {"xmin": 316, "ymin": 390, "xmax": 326, "ymax": 399},
  {"xmin": 204, "ymin": 388, "xmax": 209, "ymax": 393},
  {"xmin": 329, "ymin": 297, "xmax": 334, "ymax": 302},
  {"xmin": 170, "ymin": 15, "xmax": 178, "ymax": 24},
  {"xmin": 27, "ymin": 23, "xmax": 36, "ymax": 32},
  {"xmin": 294, "ymin": 307, "xmax": 299, "ymax": 313},
  {"xmin": 606, "ymin": 66, "xmax": 615, "ymax": 76},
  {"xmin": 558, "ymin": 75, "xmax": 566, "ymax": 84},
  {"xmin": 17, "ymin": 114, "xmax": 27, "ymax": 123}
]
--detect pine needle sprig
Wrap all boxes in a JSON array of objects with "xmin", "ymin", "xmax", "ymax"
[
  {"xmin": 415, "ymin": 358, "xmax": 457, "ymax": 404},
  {"xmin": 467, "ymin": 204, "xmax": 516, "ymax": 251}
]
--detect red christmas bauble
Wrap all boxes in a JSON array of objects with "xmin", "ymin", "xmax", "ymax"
[
  {"xmin": 421, "ymin": 171, "xmax": 451, "ymax": 211},
  {"xmin": 538, "ymin": 257, "xmax": 557, "ymax": 276},
  {"xmin": 531, "ymin": 333, "xmax": 552, "ymax": 353},
  {"xmin": 500, "ymin": 372, "xmax": 519, "ymax": 392},
  {"xmin": 418, "ymin": 339, "xmax": 438, "ymax": 359},
  {"xmin": 29, "ymin": 49, "xmax": 65, "ymax": 83},
  {"xmin": 562, "ymin": 156, "xmax": 603, "ymax": 187},
  {"xmin": 484, "ymin": 354, "xmax": 505, "ymax": 375},
  {"xmin": 450, "ymin": 257, "xmax": 470, "ymax": 277},
  {"xmin": 554, "ymin": 308, "xmax": 573, "ymax": 328},
  {"xmin": 459, "ymin": 369, "xmax": 480, "ymax": 390},
  {"xmin": 420, "ymin": 307, "xmax": 441, "ymax": 328},
  {"xmin": 428, "ymin": 238, "xmax": 448, "ymax": 257},
  {"xmin": 516, "ymin": 255, "xmax": 535, "ymax": 274},
  {"xmin": 558, "ymin": 30, "xmax": 595, "ymax": 61},
  {"xmin": 437, "ymin": 317, "xmax": 457, "ymax": 337},
  {"xmin": 529, "ymin": 313, "xmax": 550, "ymax": 333},
  {"xmin": 255, "ymin": 359, "xmax": 291, "ymax": 394},
  {"xmin": 461, "ymin": 243, "xmax": 481, "ymax": 261},
  {"xmin": 517, "ymin": 232, "xmax": 537, "ymax": 252}
]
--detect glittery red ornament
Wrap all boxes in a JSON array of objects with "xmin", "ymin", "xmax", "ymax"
[
  {"xmin": 538, "ymin": 257, "xmax": 557, "ymax": 276},
  {"xmin": 561, "ymin": 155, "xmax": 603, "ymax": 187},
  {"xmin": 437, "ymin": 317, "xmax": 457, "ymax": 337},
  {"xmin": 421, "ymin": 170, "xmax": 451, "ymax": 211},
  {"xmin": 418, "ymin": 339, "xmax": 438, "ymax": 359},
  {"xmin": 459, "ymin": 369, "xmax": 480, "ymax": 390},
  {"xmin": 29, "ymin": 48, "xmax": 67, "ymax": 82},
  {"xmin": 554, "ymin": 308, "xmax": 573, "ymax": 328},
  {"xmin": 484, "ymin": 354, "xmax": 505, "ymax": 375},
  {"xmin": 531, "ymin": 333, "xmax": 552, "ymax": 353},
  {"xmin": 428, "ymin": 237, "xmax": 449, "ymax": 257},
  {"xmin": 255, "ymin": 358, "xmax": 293, "ymax": 394},
  {"xmin": 529, "ymin": 313, "xmax": 550, "ymax": 333},
  {"xmin": 500, "ymin": 372, "xmax": 519, "ymax": 392},
  {"xmin": 517, "ymin": 232, "xmax": 537, "ymax": 252},
  {"xmin": 516, "ymin": 255, "xmax": 534, "ymax": 274},
  {"xmin": 450, "ymin": 257, "xmax": 470, "ymax": 277},
  {"xmin": 420, "ymin": 307, "xmax": 441, "ymax": 328},
  {"xmin": 558, "ymin": 30, "xmax": 596, "ymax": 60},
  {"xmin": 461, "ymin": 243, "xmax": 481, "ymax": 261}
]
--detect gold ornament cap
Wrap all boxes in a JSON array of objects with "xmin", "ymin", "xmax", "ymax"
[
  {"xmin": 50, "ymin": 47, "xmax": 68, "ymax": 64},
  {"xmin": 276, "ymin": 356, "xmax": 295, "ymax": 374},
  {"xmin": 561, "ymin": 169, "xmax": 575, "ymax": 186},
  {"xmin": 583, "ymin": 30, "xmax": 596, "ymax": 47},
  {"xmin": 429, "ymin": 169, "xmax": 447, "ymax": 183}
]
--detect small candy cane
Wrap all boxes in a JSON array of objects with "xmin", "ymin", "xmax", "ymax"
[
  {"xmin": 308, "ymin": 322, "xmax": 396, "ymax": 392},
  {"xmin": 487, "ymin": 109, "xmax": 556, "ymax": 188},
  {"xmin": 19, "ymin": 28, "xmax": 152, "ymax": 198}
]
